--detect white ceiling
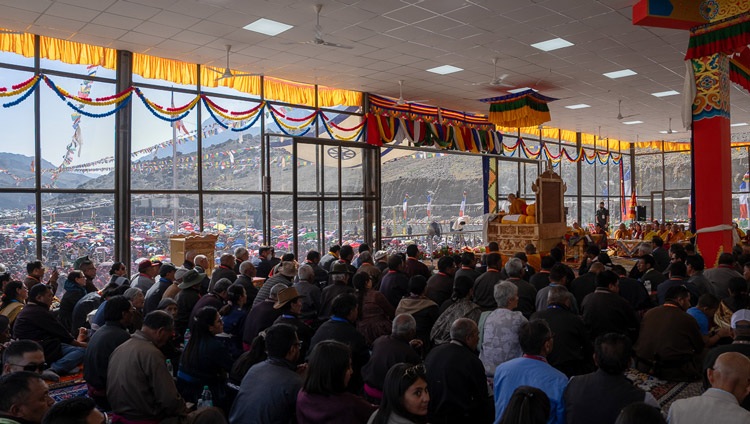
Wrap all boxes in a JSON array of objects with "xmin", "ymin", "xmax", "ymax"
[{"xmin": 2, "ymin": 0, "xmax": 750, "ymax": 143}]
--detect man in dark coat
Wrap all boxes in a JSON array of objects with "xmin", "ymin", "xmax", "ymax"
[
  {"xmin": 144, "ymin": 263, "xmax": 176, "ymax": 314},
  {"xmin": 379, "ymin": 255, "xmax": 410, "ymax": 308},
  {"xmin": 234, "ymin": 261, "xmax": 258, "ymax": 308},
  {"xmin": 532, "ymin": 286, "xmax": 592, "ymax": 377},
  {"xmin": 426, "ymin": 256, "xmax": 456, "ymax": 307},
  {"xmin": 404, "ymin": 244, "xmax": 431, "ymax": 280},
  {"xmin": 318, "ymin": 262, "xmax": 354, "ymax": 321},
  {"xmin": 14, "ymin": 284, "xmax": 86, "ymax": 375},
  {"xmin": 564, "ymin": 333, "xmax": 658, "ymax": 424},
  {"xmin": 473, "ymin": 253, "xmax": 504, "ymax": 311},
  {"xmin": 208, "ymin": 253, "xmax": 237, "ymax": 292},
  {"xmin": 424, "ymin": 318, "xmax": 493, "ymax": 424},
  {"xmin": 504, "ymin": 258, "xmax": 537, "ymax": 319},
  {"xmin": 242, "ymin": 283, "xmax": 286, "ymax": 346},
  {"xmin": 252, "ymin": 246, "xmax": 274, "ymax": 279},
  {"xmin": 570, "ymin": 262, "xmax": 604, "ymax": 307},
  {"xmin": 173, "ymin": 269, "xmax": 205, "ymax": 339},
  {"xmin": 581, "ymin": 270, "xmax": 639, "ymax": 344},
  {"xmin": 83, "ymin": 295, "xmax": 134, "ymax": 409},
  {"xmin": 634, "ymin": 285, "xmax": 704, "ymax": 381},
  {"xmin": 362, "ymin": 314, "xmax": 421, "ymax": 397},
  {"xmin": 190, "ymin": 278, "xmax": 231, "ymax": 322},
  {"xmin": 529, "ymin": 255, "xmax": 555, "ymax": 291},
  {"xmin": 309, "ymin": 293, "xmax": 369, "ymax": 393}
]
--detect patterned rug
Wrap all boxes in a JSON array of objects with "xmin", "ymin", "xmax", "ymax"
[
  {"xmin": 48, "ymin": 371, "xmax": 87, "ymax": 402},
  {"xmin": 625, "ymin": 368, "xmax": 704, "ymax": 412}
]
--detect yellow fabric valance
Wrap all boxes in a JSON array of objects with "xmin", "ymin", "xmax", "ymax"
[
  {"xmin": 135, "ymin": 53, "xmax": 198, "ymax": 86},
  {"xmin": 496, "ymin": 125, "xmax": 631, "ymax": 151},
  {"xmin": 0, "ymin": 32, "xmax": 118, "ymax": 69},
  {"xmin": 0, "ymin": 32, "xmax": 360, "ymax": 107}
]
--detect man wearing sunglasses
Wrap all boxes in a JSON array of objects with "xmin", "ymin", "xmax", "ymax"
[{"xmin": 2, "ymin": 340, "xmax": 59, "ymax": 382}]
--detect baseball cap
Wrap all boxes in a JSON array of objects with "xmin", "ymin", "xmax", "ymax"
[{"xmin": 731, "ymin": 309, "xmax": 750, "ymax": 328}]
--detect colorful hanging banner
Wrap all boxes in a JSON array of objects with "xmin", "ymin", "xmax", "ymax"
[{"xmin": 480, "ymin": 89, "xmax": 558, "ymax": 127}]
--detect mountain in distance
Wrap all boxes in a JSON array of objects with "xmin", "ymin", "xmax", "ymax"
[{"xmin": 0, "ymin": 152, "xmax": 91, "ymax": 210}]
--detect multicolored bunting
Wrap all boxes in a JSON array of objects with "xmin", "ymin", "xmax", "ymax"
[
  {"xmin": 368, "ymin": 94, "xmax": 493, "ymax": 129},
  {"xmin": 0, "ymin": 73, "xmax": 365, "ymax": 143},
  {"xmin": 730, "ymin": 46, "xmax": 750, "ymax": 94},
  {"xmin": 480, "ymin": 89, "xmax": 557, "ymax": 128}
]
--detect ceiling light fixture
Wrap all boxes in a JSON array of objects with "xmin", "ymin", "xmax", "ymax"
[
  {"xmin": 651, "ymin": 90, "xmax": 680, "ymax": 97},
  {"xmin": 531, "ymin": 37, "xmax": 574, "ymax": 52},
  {"xmin": 731, "ymin": 122, "xmax": 748, "ymax": 127},
  {"xmin": 565, "ymin": 104, "xmax": 590, "ymax": 109},
  {"xmin": 603, "ymin": 69, "xmax": 637, "ymax": 79},
  {"xmin": 622, "ymin": 120, "xmax": 644, "ymax": 125},
  {"xmin": 243, "ymin": 18, "xmax": 293, "ymax": 36},
  {"xmin": 426, "ymin": 65, "xmax": 463, "ymax": 75}
]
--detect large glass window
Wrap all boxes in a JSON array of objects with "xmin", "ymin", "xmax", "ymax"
[{"xmin": 131, "ymin": 87, "xmax": 198, "ymax": 191}]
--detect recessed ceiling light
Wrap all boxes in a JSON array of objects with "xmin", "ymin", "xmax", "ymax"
[
  {"xmin": 622, "ymin": 120, "xmax": 643, "ymax": 125},
  {"xmin": 731, "ymin": 122, "xmax": 748, "ymax": 127},
  {"xmin": 531, "ymin": 37, "xmax": 574, "ymax": 52},
  {"xmin": 243, "ymin": 18, "xmax": 293, "ymax": 36},
  {"xmin": 565, "ymin": 104, "xmax": 590, "ymax": 109},
  {"xmin": 651, "ymin": 90, "xmax": 680, "ymax": 97},
  {"xmin": 507, "ymin": 87, "xmax": 535, "ymax": 94},
  {"xmin": 603, "ymin": 69, "xmax": 637, "ymax": 79},
  {"xmin": 426, "ymin": 65, "xmax": 463, "ymax": 75}
]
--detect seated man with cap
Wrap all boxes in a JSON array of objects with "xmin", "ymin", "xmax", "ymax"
[
  {"xmin": 132, "ymin": 259, "xmax": 162, "ymax": 293},
  {"xmin": 273, "ymin": 287, "xmax": 313, "ymax": 360},
  {"xmin": 252, "ymin": 261, "xmax": 297, "ymax": 308},
  {"xmin": 319, "ymin": 263, "xmax": 354, "ymax": 321},
  {"xmin": 174, "ymin": 268, "xmax": 206, "ymax": 340}
]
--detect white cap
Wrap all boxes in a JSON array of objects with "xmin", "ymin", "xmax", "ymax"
[{"xmin": 731, "ymin": 309, "xmax": 750, "ymax": 328}]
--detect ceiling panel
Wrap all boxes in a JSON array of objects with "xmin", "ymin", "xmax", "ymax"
[{"xmin": 1, "ymin": 0, "xmax": 748, "ymax": 142}]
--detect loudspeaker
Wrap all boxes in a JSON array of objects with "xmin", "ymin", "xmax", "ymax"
[{"xmin": 636, "ymin": 206, "xmax": 647, "ymax": 221}]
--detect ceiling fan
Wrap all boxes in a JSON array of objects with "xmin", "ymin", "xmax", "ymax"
[
  {"xmin": 395, "ymin": 80, "xmax": 429, "ymax": 106},
  {"xmin": 666, "ymin": 117, "xmax": 675, "ymax": 134},
  {"xmin": 471, "ymin": 58, "xmax": 513, "ymax": 88},
  {"xmin": 206, "ymin": 45, "xmax": 262, "ymax": 81},
  {"xmin": 616, "ymin": 99, "xmax": 639, "ymax": 120},
  {"xmin": 294, "ymin": 4, "xmax": 353, "ymax": 49}
]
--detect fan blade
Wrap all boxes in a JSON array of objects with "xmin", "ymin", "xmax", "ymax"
[
  {"xmin": 232, "ymin": 72, "xmax": 263, "ymax": 77},
  {"xmin": 621, "ymin": 113, "xmax": 639, "ymax": 119},
  {"xmin": 206, "ymin": 66, "xmax": 226, "ymax": 76},
  {"xmin": 321, "ymin": 40, "xmax": 353, "ymax": 49}
]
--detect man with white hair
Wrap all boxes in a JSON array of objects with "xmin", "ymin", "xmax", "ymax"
[
  {"xmin": 293, "ymin": 264, "xmax": 321, "ymax": 321},
  {"xmin": 668, "ymin": 352, "xmax": 750, "ymax": 423},
  {"xmin": 234, "ymin": 247, "xmax": 250, "ymax": 274},
  {"xmin": 480, "ymin": 281, "xmax": 527, "ymax": 376},
  {"xmin": 504, "ymin": 257, "xmax": 537, "ymax": 318},
  {"xmin": 362, "ymin": 314, "xmax": 421, "ymax": 402}
]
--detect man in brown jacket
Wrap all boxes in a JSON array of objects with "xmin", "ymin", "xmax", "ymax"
[{"xmin": 635, "ymin": 285, "xmax": 705, "ymax": 381}]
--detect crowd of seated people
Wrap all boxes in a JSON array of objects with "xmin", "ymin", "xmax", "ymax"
[{"xmin": 1, "ymin": 239, "xmax": 750, "ymax": 423}]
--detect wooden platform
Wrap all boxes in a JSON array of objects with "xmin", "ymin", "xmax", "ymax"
[{"xmin": 487, "ymin": 220, "xmax": 567, "ymax": 256}]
